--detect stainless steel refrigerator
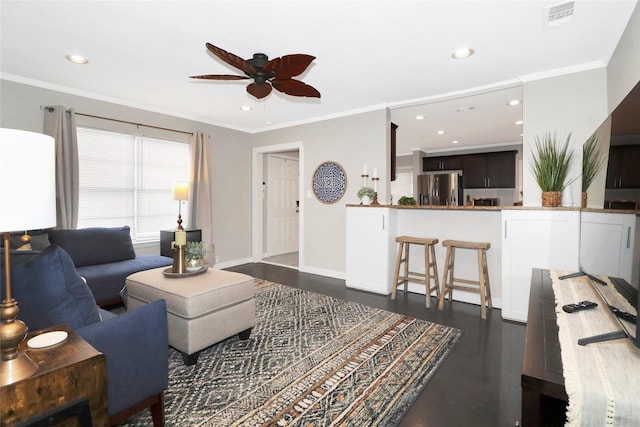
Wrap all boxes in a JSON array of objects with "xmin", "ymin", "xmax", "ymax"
[{"xmin": 417, "ymin": 171, "xmax": 463, "ymax": 206}]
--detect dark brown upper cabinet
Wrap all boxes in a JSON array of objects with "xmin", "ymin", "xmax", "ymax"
[
  {"xmin": 606, "ymin": 144, "xmax": 640, "ymax": 189},
  {"xmin": 422, "ymin": 154, "xmax": 464, "ymax": 171},
  {"xmin": 462, "ymin": 151, "xmax": 517, "ymax": 189}
]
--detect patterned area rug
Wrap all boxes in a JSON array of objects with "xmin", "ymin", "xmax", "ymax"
[{"xmin": 121, "ymin": 281, "xmax": 462, "ymax": 426}]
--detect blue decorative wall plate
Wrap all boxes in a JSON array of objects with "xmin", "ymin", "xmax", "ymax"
[{"xmin": 312, "ymin": 161, "xmax": 347, "ymax": 204}]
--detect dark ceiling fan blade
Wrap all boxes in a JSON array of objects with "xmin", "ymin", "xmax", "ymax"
[
  {"xmin": 247, "ymin": 82, "xmax": 273, "ymax": 99},
  {"xmin": 264, "ymin": 54, "xmax": 316, "ymax": 78},
  {"xmin": 205, "ymin": 43, "xmax": 257, "ymax": 76},
  {"xmin": 271, "ymin": 78, "xmax": 321, "ymax": 98},
  {"xmin": 190, "ymin": 74, "xmax": 250, "ymax": 80}
]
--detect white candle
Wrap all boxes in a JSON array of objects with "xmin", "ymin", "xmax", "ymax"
[
  {"xmin": 362, "ymin": 164, "xmax": 368, "ymax": 175},
  {"xmin": 372, "ymin": 167, "xmax": 378, "ymax": 178},
  {"xmin": 175, "ymin": 231, "xmax": 186, "ymax": 246}
]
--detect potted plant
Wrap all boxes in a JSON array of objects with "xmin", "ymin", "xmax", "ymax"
[
  {"xmin": 397, "ymin": 196, "xmax": 417, "ymax": 206},
  {"xmin": 185, "ymin": 241, "xmax": 207, "ymax": 272},
  {"xmin": 357, "ymin": 186, "xmax": 375, "ymax": 205},
  {"xmin": 581, "ymin": 132, "xmax": 607, "ymax": 208},
  {"xmin": 530, "ymin": 132, "xmax": 575, "ymax": 207}
]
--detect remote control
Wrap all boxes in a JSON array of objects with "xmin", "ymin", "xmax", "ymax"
[
  {"xmin": 609, "ymin": 305, "xmax": 637, "ymax": 323},
  {"xmin": 562, "ymin": 301, "xmax": 598, "ymax": 313}
]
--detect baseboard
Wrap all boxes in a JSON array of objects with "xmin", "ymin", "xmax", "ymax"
[
  {"xmin": 404, "ymin": 282, "xmax": 502, "ymax": 309},
  {"xmin": 215, "ymin": 257, "xmax": 254, "ymax": 270},
  {"xmin": 299, "ymin": 265, "xmax": 345, "ymax": 281}
]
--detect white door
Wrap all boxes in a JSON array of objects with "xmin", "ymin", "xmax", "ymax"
[{"xmin": 267, "ymin": 155, "xmax": 299, "ymax": 256}]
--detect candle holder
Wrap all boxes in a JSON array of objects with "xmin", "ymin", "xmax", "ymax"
[
  {"xmin": 371, "ymin": 177, "xmax": 381, "ymax": 206},
  {"xmin": 361, "ymin": 174, "xmax": 369, "ymax": 188},
  {"xmin": 171, "ymin": 243, "xmax": 187, "ymax": 274}
]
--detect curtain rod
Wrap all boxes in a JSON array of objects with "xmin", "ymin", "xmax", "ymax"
[{"xmin": 41, "ymin": 106, "xmax": 193, "ymax": 136}]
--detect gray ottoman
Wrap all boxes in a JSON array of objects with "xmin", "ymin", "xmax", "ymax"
[{"xmin": 125, "ymin": 267, "xmax": 255, "ymax": 365}]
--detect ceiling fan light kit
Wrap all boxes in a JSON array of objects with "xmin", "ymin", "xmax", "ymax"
[{"xmin": 190, "ymin": 43, "xmax": 321, "ymax": 100}]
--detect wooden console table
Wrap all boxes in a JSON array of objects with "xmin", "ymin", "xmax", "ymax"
[
  {"xmin": 521, "ymin": 268, "xmax": 568, "ymax": 427},
  {"xmin": 522, "ymin": 268, "xmax": 639, "ymax": 426},
  {"xmin": 0, "ymin": 325, "xmax": 108, "ymax": 426}
]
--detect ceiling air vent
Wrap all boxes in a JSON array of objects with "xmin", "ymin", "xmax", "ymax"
[{"xmin": 545, "ymin": 1, "xmax": 575, "ymax": 27}]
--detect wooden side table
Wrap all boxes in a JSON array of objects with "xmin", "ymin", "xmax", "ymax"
[
  {"xmin": 0, "ymin": 325, "xmax": 108, "ymax": 426},
  {"xmin": 160, "ymin": 229, "xmax": 202, "ymax": 257}
]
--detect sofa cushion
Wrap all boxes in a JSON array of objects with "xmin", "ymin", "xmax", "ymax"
[
  {"xmin": 2, "ymin": 245, "xmax": 101, "ymax": 330},
  {"xmin": 77, "ymin": 255, "xmax": 173, "ymax": 304},
  {"xmin": 48, "ymin": 226, "xmax": 136, "ymax": 267}
]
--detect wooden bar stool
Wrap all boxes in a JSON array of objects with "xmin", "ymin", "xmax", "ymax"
[
  {"xmin": 438, "ymin": 239, "xmax": 492, "ymax": 319},
  {"xmin": 392, "ymin": 236, "xmax": 440, "ymax": 308}
]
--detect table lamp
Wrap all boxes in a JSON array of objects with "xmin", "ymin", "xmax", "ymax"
[
  {"xmin": 172, "ymin": 181, "xmax": 189, "ymax": 231},
  {"xmin": 0, "ymin": 129, "xmax": 56, "ymax": 386}
]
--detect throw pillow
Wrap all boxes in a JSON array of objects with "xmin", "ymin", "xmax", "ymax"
[
  {"xmin": 48, "ymin": 226, "xmax": 136, "ymax": 267},
  {"xmin": 1, "ymin": 245, "xmax": 101, "ymax": 331}
]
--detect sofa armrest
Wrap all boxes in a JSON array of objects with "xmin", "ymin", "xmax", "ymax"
[{"xmin": 77, "ymin": 300, "xmax": 169, "ymax": 418}]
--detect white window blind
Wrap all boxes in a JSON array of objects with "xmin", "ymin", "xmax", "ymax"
[
  {"xmin": 390, "ymin": 169, "xmax": 413, "ymax": 202},
  {"xmin": 77, "ymin": 127, "xmax": 190, "ymax": 243}
]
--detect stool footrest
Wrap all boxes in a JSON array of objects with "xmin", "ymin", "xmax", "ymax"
[
  {"xmin": 449, "ymin": 277, "xmax": 481, "ymax": 286},
  {"xmin": 445, "ymin": 284, "xmax": 486, "ymax": 294}
]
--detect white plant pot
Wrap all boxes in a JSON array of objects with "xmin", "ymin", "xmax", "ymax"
[{"xmin": 360, "ymin": 195, "xmax": 372, "ymax": 205}]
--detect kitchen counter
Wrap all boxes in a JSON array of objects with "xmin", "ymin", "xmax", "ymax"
[{"xmin": 346, "ymin": 204, "xmax": 638, "ymax": 214}]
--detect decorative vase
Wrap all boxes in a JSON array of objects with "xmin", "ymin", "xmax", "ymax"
[
  {"xmin": 581, "ymin": 192, "xmax": 588, "ymax": 208},
  {"xmin": 541, "ymin": 191, "xmax": 562, "ymax": 207},
  {"xmin": 186, "ymin": 258, "xmax": 204, "ymax": 272},
  {"xmin": 360, "ymin": 195, "xmax": 372, "ymax": 205}
]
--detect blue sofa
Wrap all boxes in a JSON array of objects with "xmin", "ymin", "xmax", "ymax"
[
  {"xmin": 47, "ymin": 226, "xmax": 172, "ymax": 306},
  {"xmin": 1, "ymin": 245, "xmax": 169, "ymax": 426}
]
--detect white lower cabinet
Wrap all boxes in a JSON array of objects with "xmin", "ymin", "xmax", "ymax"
[
  {"xmin": 580, "ymin": 211, "xmax": 636, "ymax": 284},
  {"xmin": 501, "ymin": 209, "xmax": 581, "ymax": 322},
  {"xmin": 346, "ymin": 207, "xmax": 396, "ymax": 294}
]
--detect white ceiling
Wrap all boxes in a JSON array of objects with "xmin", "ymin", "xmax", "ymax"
[{"xmin": 1, "ymin": 1, "xmax": 637, "ymax": 155}]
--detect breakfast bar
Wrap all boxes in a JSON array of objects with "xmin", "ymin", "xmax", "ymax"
[{"xmin": 346, "ymin": 205, "xmax": 639, "ymax": 323}]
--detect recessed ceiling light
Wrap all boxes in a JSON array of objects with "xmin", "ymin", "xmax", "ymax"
[
  {"xmin": 452, "ymin": 47, "xmax": 474, "ymax": 59},
  {"xmin": 240, "ymin": 105, "xmax": 252, "ymax": 111},
  {"xmin": 508, "ymin": 99, "xmax": 521, "ymax": 106},
  {"xmin": 514, "ymin": 120, "xmax": 523, "ymax": 125},
  {"xmin": 65, "ymin": 54, "xmax": 88, "ymax": 64},
  {"xmin": 415, "ymin": 115, "xmax": 425, "ymax": 120},
  {"xmin": 451, "ymin": 140, "xmax": 459, "ymax": 144},
  {"xmin": 437, "ymin": 130, "xmax": 445, "ymax": 135}
]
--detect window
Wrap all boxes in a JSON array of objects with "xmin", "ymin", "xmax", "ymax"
[
  {"xmin": 390, "ymin": 169, "xmax": 413, "ymax": 202},
  {"xmin": 77, "ymin": 127, "xmax": 190, "ymax": 243}
]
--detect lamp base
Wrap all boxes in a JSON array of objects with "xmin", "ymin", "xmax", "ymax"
[{"xmin": 0, "ymin": 351, "xmax": 38, "ymax": 386}]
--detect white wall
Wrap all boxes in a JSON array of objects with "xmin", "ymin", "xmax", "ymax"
[
  {"xmin": 607, "ymin": 2, "xmax": 640, "ymax": 113},
  {"xmin": 521, "ymin": 67, "xmax": 609, "ymax": 207},
  {"xmin": 0, "ymin": 79, "xmax": 253, "ymax": 266},
  {"xmin": 252, "ymin": 109, "xmax": 389, "ymax": 278}
]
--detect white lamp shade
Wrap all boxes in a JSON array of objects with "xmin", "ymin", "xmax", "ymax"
[
  {"xmin": 172, "ymin": 181, "xmax": 189, "ymax": 201},
  {"xmin": 0, "ymin": 129, "xmax": 56, "ymax": 232}
]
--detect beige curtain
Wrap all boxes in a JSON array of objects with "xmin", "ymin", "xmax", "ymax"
[
  {"xmin": 189, "ymin": 131, "xmax": 214, "ymax": 265},
  {"xmin": 43, "ymin": 106, "xmax": 79, "ymax": 229}
]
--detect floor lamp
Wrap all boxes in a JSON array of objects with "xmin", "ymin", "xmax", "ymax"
[{"xmin": 0, "ymin": 129, "xmax": 56, "ymax": 386}]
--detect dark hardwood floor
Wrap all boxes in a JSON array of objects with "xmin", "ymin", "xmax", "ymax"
[{"xmin": 226, "ymin": 263, "xmax": 525, "ymax": 427}]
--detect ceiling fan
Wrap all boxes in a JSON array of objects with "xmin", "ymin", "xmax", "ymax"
[{"xmin": 190, "ymin": 43, "xmax": 321, "ymax": 100}]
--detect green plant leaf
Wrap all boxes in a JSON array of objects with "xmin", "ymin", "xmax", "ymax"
[
  {"xmin": 582, "ymin": 132, "xmax": 607, "ymax": 192},
  {"xmin": 529, "ymin": 132, "xmax": 576, "ymax": 192}
]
